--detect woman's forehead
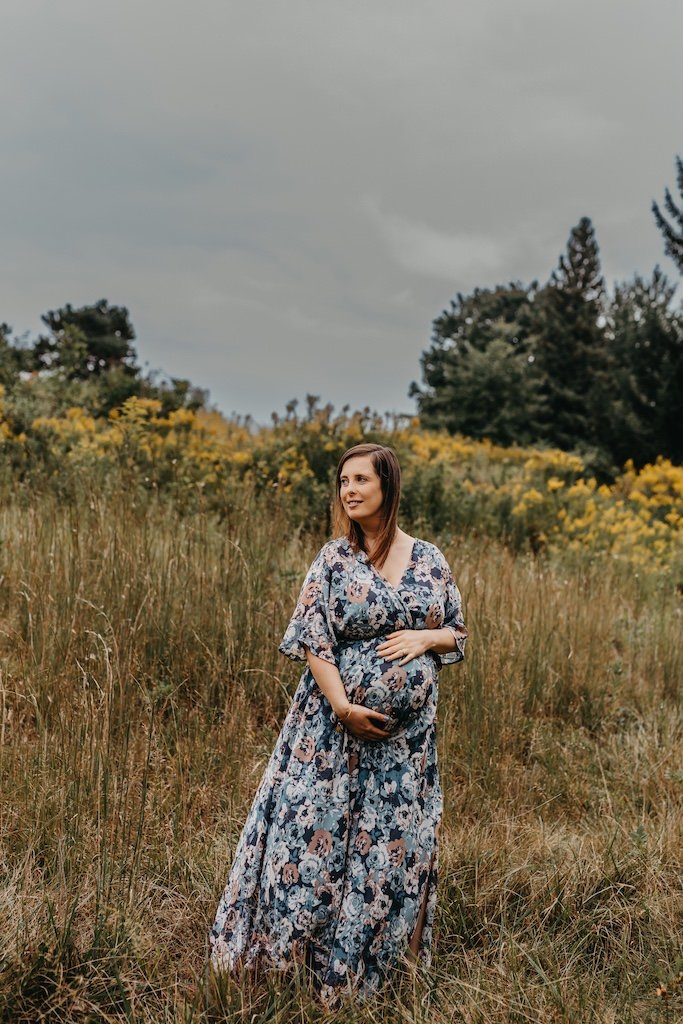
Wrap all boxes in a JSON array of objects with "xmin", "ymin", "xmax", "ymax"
[{"xmin": 341, "ymin": 456, "xmax": 377, "ymax": 476}]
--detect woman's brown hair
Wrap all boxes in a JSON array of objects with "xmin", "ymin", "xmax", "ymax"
[{"xmin": 331, "ymin": 443, "xmax": 401, "ymax": 570}]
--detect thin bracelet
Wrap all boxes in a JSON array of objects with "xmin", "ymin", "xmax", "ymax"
[{"xmin": 342, "ymin": 706, "xmax": 352, "ymax": 721}]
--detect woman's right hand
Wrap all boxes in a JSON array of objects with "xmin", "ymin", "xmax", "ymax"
[{"xmin": 339, "ymin": 704, "xmax": 392, "ymax": 741}]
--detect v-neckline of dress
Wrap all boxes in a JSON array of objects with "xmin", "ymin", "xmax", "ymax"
[{"xmin": 358, "ymin": 537, "xmax": 418, "ymax": 593}]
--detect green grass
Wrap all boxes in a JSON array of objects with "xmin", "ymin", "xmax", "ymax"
[{"xmin": 0, "ymin": 486, "xmax": 680, "ymax": 1022}]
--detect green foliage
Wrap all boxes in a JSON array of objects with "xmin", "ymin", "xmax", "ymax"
[
  {"xmin": 652, "ymin": 154, "xmax": 683, "ymax": 272},
  {"xmin": 533, "ymin": 216, "xmax": 611, "ymax": 455},
  {"xmin": 605, "ymin": 267, "xmax": 683, "ymax": 466},
  {"xmin": 413, "ymin": 217, "xmax": 682, "ymax": 474},
  {"xmin": 0, "ymin": 301, "xmax": 208, "ymax": 426},
  {"xmin": 0, "ymin": 322, "xmax": 33, "ymax": 389},
  {"xmin": 416, "ymin": 336, "xmax": 544, "ymax": 447},
  {"xmin": 411, "ymin": 282, "xmax": 544, "ymax": 446},
  {"xmin": 33, "ymin": 298, "xmax": 138, "ymax": 378}
]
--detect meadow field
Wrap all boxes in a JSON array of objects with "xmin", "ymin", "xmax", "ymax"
[{"xmin": 0, "ymin": 468, "xmax": 680, "ymax": 1023}]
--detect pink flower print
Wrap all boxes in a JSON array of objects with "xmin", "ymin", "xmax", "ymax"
[
  {"xmin": 221, "ymin": 908, "xmax": 240, "ymax": 937},
  {"xmin": 395, "ymin": 804, "xmax": 412, "ymax": 830},
  {"xmin": 410, "ymin": 677, "xmax": 430, "ymax": 709},
  {"xmin": 296, "ymin": 802, "xmax": 316, "ymax": 826},
  {"xmin": 313, "ymin": 879, "xmax": 335, "ymax": 901},
  {"xmin": 425, "ymin": 603, "xmax": 443, "ymax": 628},
  {"xmin": 282, "ymin": 862, "xmax": 300, "ymax": 885},
  {"xmin": 300, "ymin": 580, "xmax": 320, "ymax": 606},
  {"xmin": 402, "ymin": 591, "xmax": 421, "ymax": 612},
  {"xmin": 314, "ymin": 750, "xmax": 334, "ymax": 772},
  {"xmin": 367, "ymin": 603, "xmax": 388, "ymax": 629},
  {"xmin": 382, "ymin": 664, "xmax": 407, "ymax": 692},
  {"xmin": 387, "ymin": 838, "xmax": 406, "ymax": 868},
  {"xmin": 293, "ymin": 734, "xmax": 316, "ymax": 763},
  {"xmin": 347, "ymin": 578, "xmax": 371, "ymax": 604},
  {"xmin": 307, "ymin": 829, "xmax": 333, "ymax": 857},
  {"xmin": 354, "ymin": 830, "xmax": 372, "ymax": 856}
]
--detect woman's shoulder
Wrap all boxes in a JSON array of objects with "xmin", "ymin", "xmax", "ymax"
[
  {"xmin": 412, "ymin": 536, "xmax": 442, "ymax": 559},
  {"xmin": 321, "ymin": 536, "xmax": 352, "ymax": 554},
  {"xmin": 312, "ymin": 536, "xmax": 354, "ymax": 565},
  {"xmin": 413, "ymin": 537, "xmax": 455, "ymax": 574}
]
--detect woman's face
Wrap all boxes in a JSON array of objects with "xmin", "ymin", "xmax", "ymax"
[{"xmin": 339, "ymin": 455, "xmax": 384, "ymax": 524}]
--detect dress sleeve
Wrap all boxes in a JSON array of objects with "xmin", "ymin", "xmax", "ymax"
[
  {"xmin": 278, "ymin": 545, "xmax": 338, "ymax": 666},
  {"xmin": 435, "ymin": 550, "xmax": 467, "ymax": 667}
]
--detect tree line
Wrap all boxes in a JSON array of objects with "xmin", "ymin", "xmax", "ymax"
[
  {"xmin": 411, "ymin": 158, "xmax": 683, "ymax": 475},
  {"xmin": 2, "ymin": 159, "xmax": 682, "ymax": 477},
  {"xmin": 0, "ymin": 299, "xmax": 207, "ymax": 437}
]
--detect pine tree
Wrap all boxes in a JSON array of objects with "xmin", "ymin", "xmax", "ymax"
[
  {"xmin": 409, "ymin": 283, "xmax": 543, "ymax": 443},
  {"xmin": 605, "ymin": 267, "xmax": 683, "ymax": 465},
  {"xmin": 533, "ymin": 217, "xmax": 612, "ymax": 459},
  {"xmin": 33, "ymin": 299, "xmax": 138, "ymax": 379},
  {"xmin": 652, "ymin": 156, "xmax": 683, "ymax": 273}
]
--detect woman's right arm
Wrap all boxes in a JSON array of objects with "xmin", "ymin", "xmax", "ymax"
[{"xmin": 305, "ymin": 648, "xmax": 390, "ymax": 741}]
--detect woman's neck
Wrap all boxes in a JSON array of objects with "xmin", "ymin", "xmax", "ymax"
[{"xmin": 361, "ymin": 525, "xmax": 401, "ymax": 552}]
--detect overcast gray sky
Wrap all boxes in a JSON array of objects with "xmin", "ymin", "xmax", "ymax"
[{"xmin": 2, "ymin": 0, "xmax": 681, "ymax": 424}]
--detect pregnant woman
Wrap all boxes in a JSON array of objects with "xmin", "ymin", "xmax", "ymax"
[{"xmin": 209, "ymin": 442, "xmax": 467, "ymax": 1008}]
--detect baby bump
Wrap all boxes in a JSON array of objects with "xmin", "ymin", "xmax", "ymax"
[{"xmin": 336, "ymin": 636, "xmax": 437, "ymax": 733}]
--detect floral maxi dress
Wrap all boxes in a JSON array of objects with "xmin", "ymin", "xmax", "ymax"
[{"xmin": 209, "ymin": 536, "xmax": 467, "ymax": 1005}]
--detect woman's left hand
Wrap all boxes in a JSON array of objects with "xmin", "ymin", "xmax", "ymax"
[{"xmin": 376, "ymin": 629, "xmax": 430, "ymax": 666}]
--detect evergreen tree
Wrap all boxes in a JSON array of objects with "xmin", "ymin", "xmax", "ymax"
[
  {"xmin": 33, "ymin": 299, "xmax": 138, "ymax": 379},
  {"xmin": 605, "ymin": 267, "xmax": 683, "ymax": 465},
  {"xmin": 533, "ymin": 217, "xmax": 612, "ymax": 457},
  {"xmin": 652, "ymin": 156, "xmax": 683, "ymax": 273},
  {"xmin": 410, "ymin": 283, "xmax": 543, "ymax": 442}
]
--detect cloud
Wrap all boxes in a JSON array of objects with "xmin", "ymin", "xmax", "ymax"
[{"xmin": 364, "ymin": 197, "xmax": 512, "ymax": 284}]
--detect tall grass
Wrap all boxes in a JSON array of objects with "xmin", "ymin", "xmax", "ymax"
[{"xmin": 0, "ymin": 483, "xmax": 680, "ymax": 1022}]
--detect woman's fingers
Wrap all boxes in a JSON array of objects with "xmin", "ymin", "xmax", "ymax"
[
  {"xmin": 378, "ymin": 644, "xmax": 403, "ymax": 658},
  {"xmin": 379, "ymin": 643, "xmax": 417, "ymax": 663},
  {"xmin": 364, "ymin": 710, "xmax": 391, "ymax": 738},
  {"xmin": 343, "ymin": 705, "xmax": 393, "ymax": 740}
]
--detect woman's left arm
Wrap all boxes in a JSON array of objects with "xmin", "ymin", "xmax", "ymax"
[{"xmin": 423, "ymin": 627, "xmax": 459, "ymax": 657}]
